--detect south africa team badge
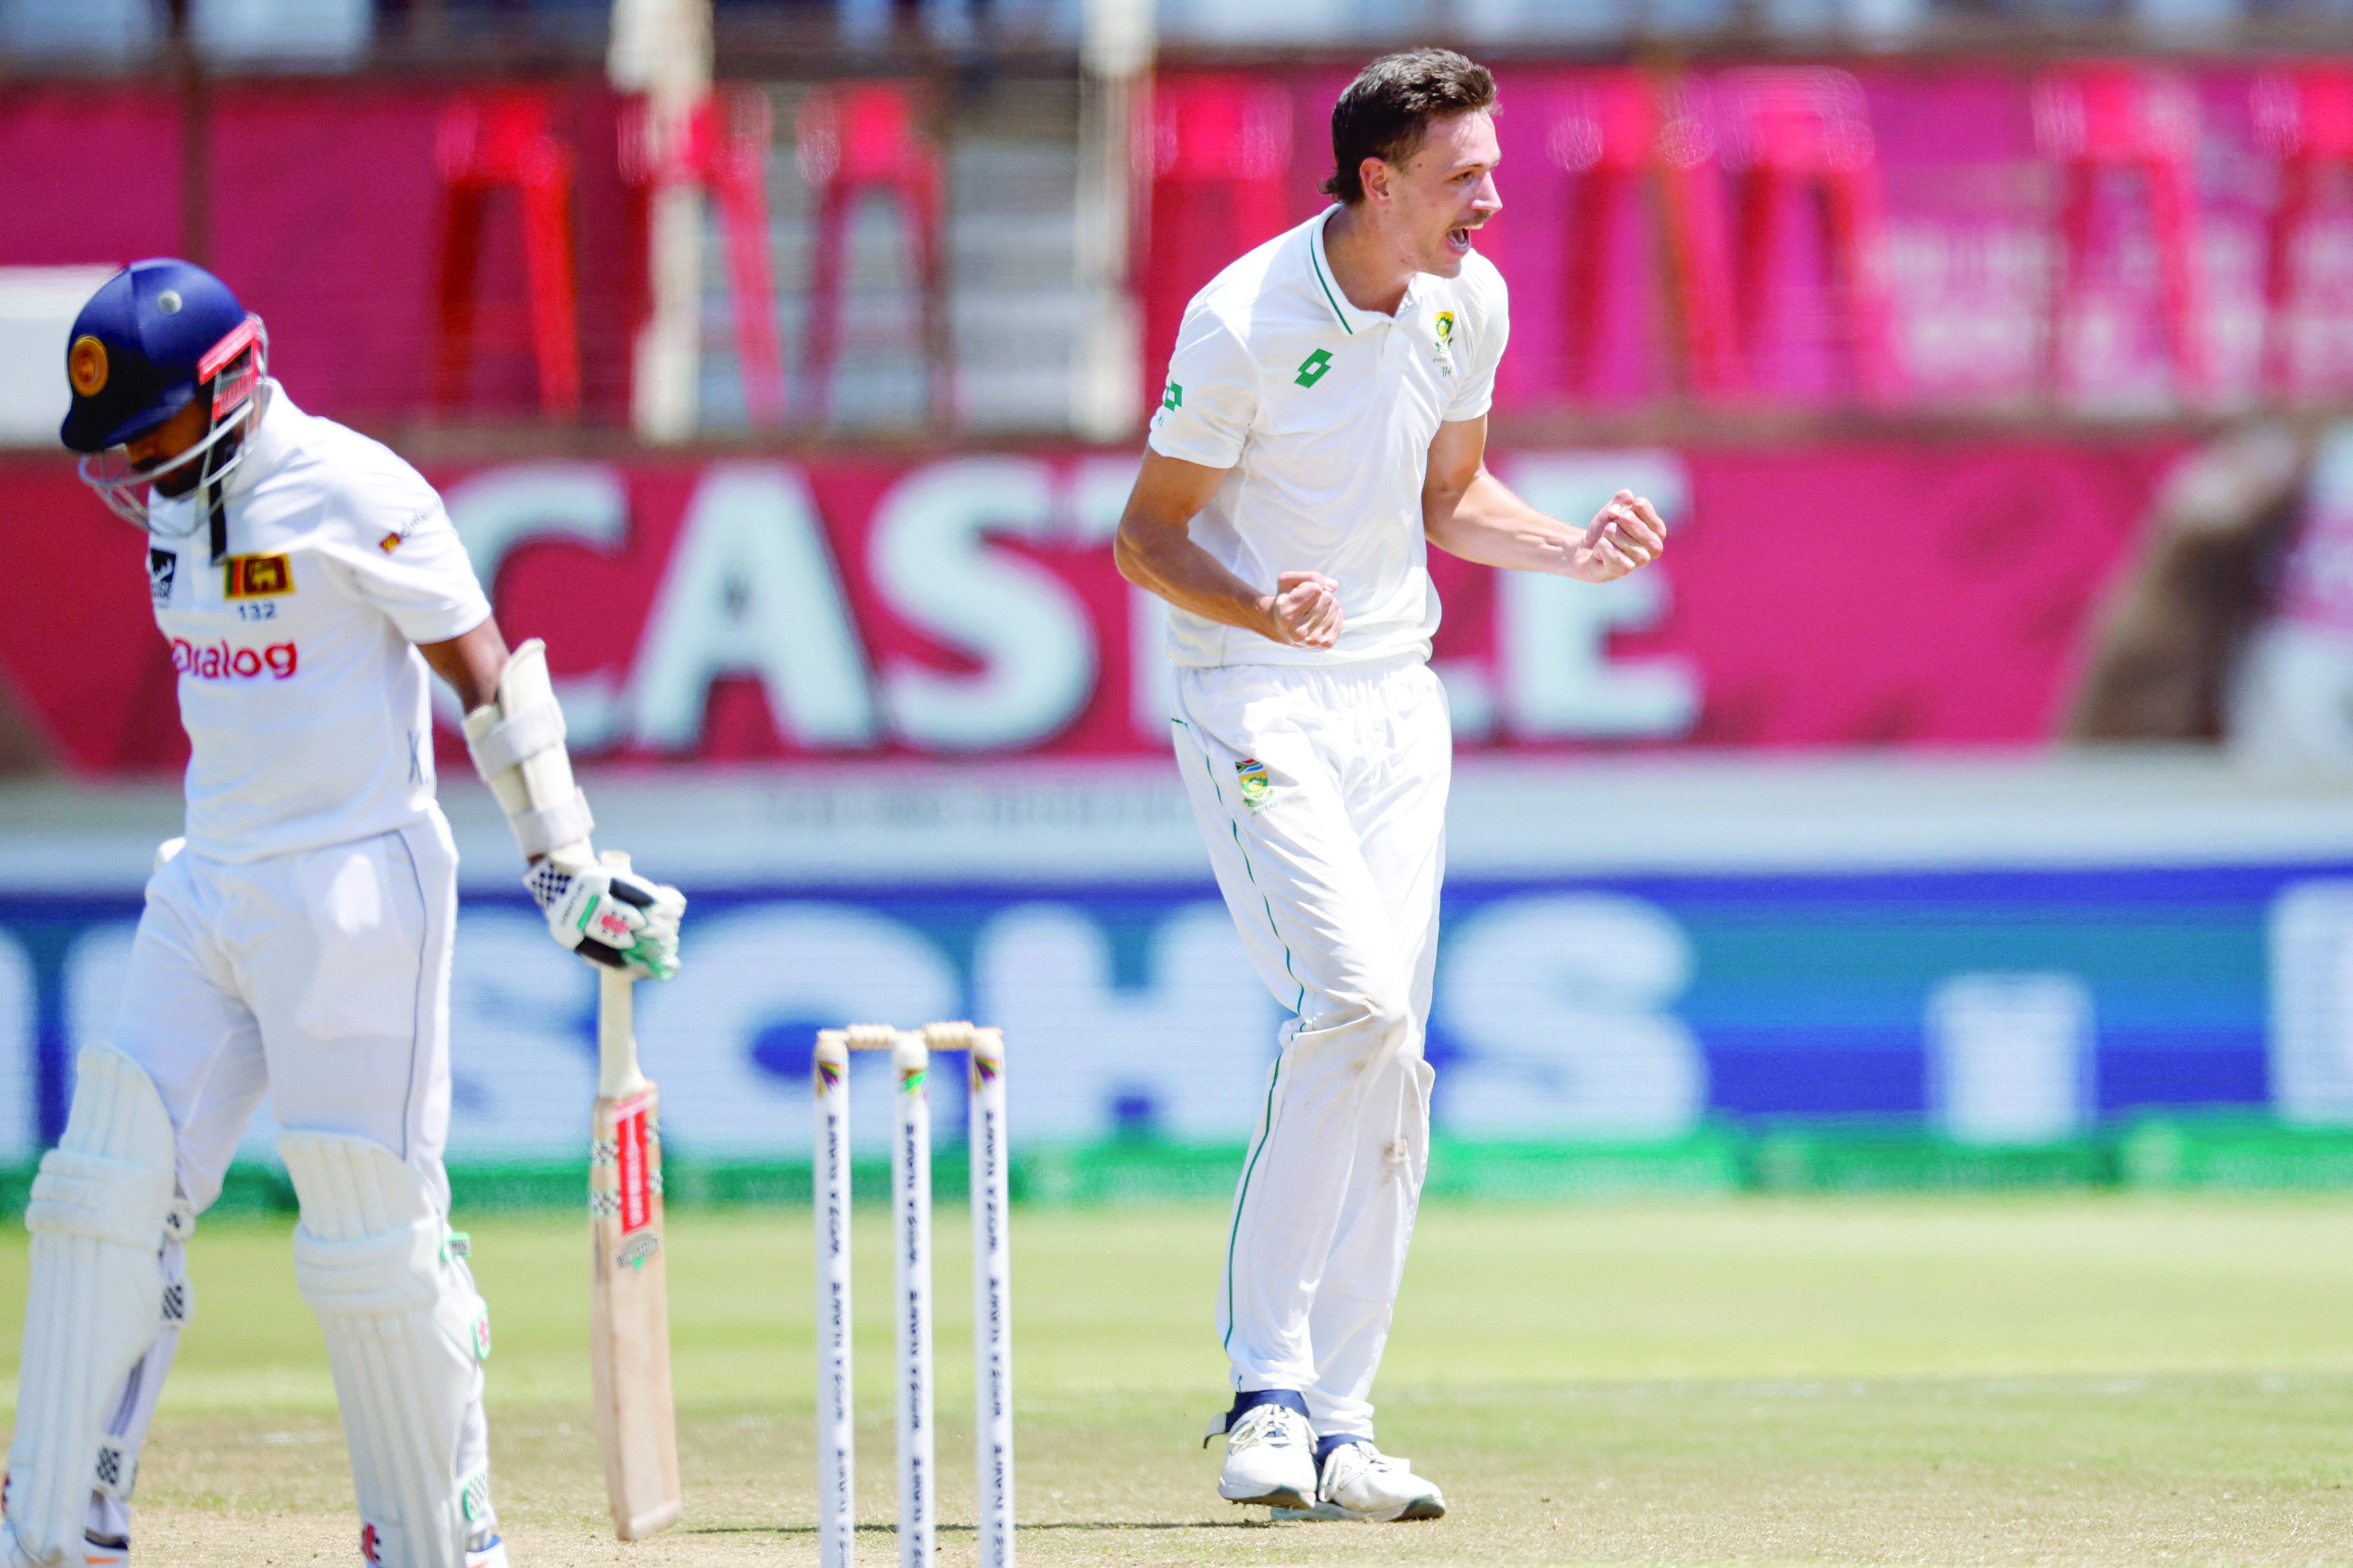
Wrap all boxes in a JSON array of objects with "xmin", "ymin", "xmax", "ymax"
[{"xmin": 1236, "ymin": 757, "xmax": 1273, "ymax": 812}]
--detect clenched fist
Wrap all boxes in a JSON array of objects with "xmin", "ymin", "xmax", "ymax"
[
  {"xmin": 1267, "ymin": 570, "xmax": 1343, "ymax": 648},
  {"xmin": 1570, "ymin": 490, "xmax": 1668, "ymax": 583}
]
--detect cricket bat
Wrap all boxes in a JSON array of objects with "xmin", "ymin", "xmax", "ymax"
[{"xmin": 589, "ymin": 849, "xmax": 683, "ymax": 1541}]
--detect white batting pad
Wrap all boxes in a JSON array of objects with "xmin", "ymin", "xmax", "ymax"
[
  {"xmin": 281, "ymin": 1133, "xmax": 492, "ymax": 1568},
  {"xmin": 7, "ymin": 1046, "xmax": 178, "ymax": 1564}
]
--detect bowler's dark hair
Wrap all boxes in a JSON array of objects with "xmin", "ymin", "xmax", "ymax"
[{"xmin": 1322, "ymin": 48, "xmax": 1498, "ymax": 205}]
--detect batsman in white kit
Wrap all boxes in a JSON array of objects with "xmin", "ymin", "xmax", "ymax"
[
  {"xmin": 2, "ymin": 259, "xmax": 687, "ymax": 1568},
  {"xmin": 1116, "ymin": 50, "xmax": 1667, "ymax": 1522}
]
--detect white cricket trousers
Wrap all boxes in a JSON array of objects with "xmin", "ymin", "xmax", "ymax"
[
  {"xmin": 84, "ymin": 810, "xmax": 494, "ymax": 1550},
  {"xmin": 120, "ymin": 811, "xmax": 459, "ymax": 1210},
  {"xmin": 1172, "ymin": 653, "xmax": 1449, "ymax": 1441}
]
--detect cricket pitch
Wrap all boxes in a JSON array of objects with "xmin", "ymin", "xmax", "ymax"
[{"xmin": 3, "ymin": 1194, "xmax": 2349, "ymax": 1566}]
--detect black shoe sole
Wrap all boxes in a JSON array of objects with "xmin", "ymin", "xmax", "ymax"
[{"xmin": 1268, "ymin": 1494, "xmax": 1447, "ymax": 1523}]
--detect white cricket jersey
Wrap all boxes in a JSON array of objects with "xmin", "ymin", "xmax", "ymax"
[
  {"xmin": 1146, "ymin": 205, "xmax": 1509, "ymax": 669},
  {"xmin": 143, "ymin": 384, "xmax": 492, "ymax": 862}
]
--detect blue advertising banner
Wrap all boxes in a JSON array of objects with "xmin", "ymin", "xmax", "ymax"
[{"xmin": 7, "ymin": 855, "xmax": 2348, "ymax": 1167}]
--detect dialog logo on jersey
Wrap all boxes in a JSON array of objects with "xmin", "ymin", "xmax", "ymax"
[
  {"xmin": 222, "ymin": 553, "xmax": 294, "ymax": 599},
  {"xmin": 171, "ymin": 638, "xmax": 298, "ymax": 681},
  {"xmin": 378, "ymin": 502, "xmax": 437, "ymax": 554},
  {"xmin": 1236, "ymin": 757, "xmax": 1274, "ymax": 811}
]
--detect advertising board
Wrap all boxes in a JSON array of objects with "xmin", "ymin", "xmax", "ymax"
[
  {"xmin": 7, "ymin": 761, "xmax": 2350, "ymax": 1166},
  {"xmin": 0, "ymin": 440, "xmax": 2181, "ymax": 775}
]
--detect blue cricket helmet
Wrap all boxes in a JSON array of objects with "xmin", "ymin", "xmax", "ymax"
[
  {"xmin": 64, "ymin": 259, "xmax": 270, "ymax": 547},
  {"xmin": 60, "ymin": 258, "xmax": 252, "ymax": 453}
]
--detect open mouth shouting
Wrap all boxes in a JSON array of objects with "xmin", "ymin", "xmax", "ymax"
[{"xmin": 1445, "ymin": 224, "xmax": 1478, "ymax": 257}]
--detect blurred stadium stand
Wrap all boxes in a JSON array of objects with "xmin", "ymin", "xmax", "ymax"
[
  {"xmin": 7, "ymin": 3, "xmax": 2353, "ymax": 435},
  {"xmin": 14, "ymin": 0, "xmax": 2353, "ymax": 65}
]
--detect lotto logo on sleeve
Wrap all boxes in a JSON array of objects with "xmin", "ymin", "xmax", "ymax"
[
  {"xmin": 171, "ymin": 639, "xmax": 298, "ymax": 681},
  {"xmin": 222, "ymin": 554, "xmax": 294, "ymax": 599}
]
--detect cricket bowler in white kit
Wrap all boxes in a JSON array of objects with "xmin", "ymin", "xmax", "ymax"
[
  {"xmin": 1116, "ymin": 51, "xmax": 1667, "ymax": 1522},
  {"xmin": 2, "ymin": 259, "xmax": 687, "ymax": 1568}
]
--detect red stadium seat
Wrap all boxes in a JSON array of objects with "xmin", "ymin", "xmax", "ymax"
[
  {"xmin": 795, "ymin": 81, "xmax": 953, "ymax": 428},
  {"xmin": 1547, "ymin": 70, "xmax": 1741, "ymax": 402},
  {"xmin": 1142, "ymin": 74, "xmax": 1296, "ymax": 416},
  {"xmin": 1713, "ymin": 68, "xmax": 1904, "ymax": 407},
  {"xmin": 2034, "ymin": 64, "xmax": 2212, "ymax": 405},
  {"xmin": 621, "ymin": 86, "xmax": 787, "ymax": 428},
  {"xmin": 2254, "ymin": 65, "xmax": 2353, "ymax": 401},
  {"xmin": 432, "ymin": 91, "xmax": 582, "ymax": 421}
]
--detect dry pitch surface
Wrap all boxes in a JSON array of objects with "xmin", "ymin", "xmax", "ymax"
[{"xmin": 3, "ymin": 1195, "xmax": 2351, "ymax": 1566}]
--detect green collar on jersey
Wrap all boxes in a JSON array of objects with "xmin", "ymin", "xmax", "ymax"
[
  {"xmin": 1307, "ymin": 212, "xmax": 1357, "ymax": 336},
  {"xmin": 1309, "ymin": 207, "xmax": 1423, "ymax": 337},
  {"xmin": 1308, "ymin": 240, "xmax": 1365, "ymax": 338}
]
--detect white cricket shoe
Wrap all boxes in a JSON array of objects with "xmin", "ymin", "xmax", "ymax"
[
  {"xmin": 0, "ymin": 1522, "xmax": 122, "ymax": 1566},
  {"xmin": 0, "ymin": 1517, "xmax": 124, "ymax": 1567},
  {"xmin": 1271, "ymin": 1440, "xmax": 1447, "ymax": 1522},
  {"xmin": 354, "ymin": 1533, "xmax": 506, "ymax": 1567},
  {"xmin": 1213, "ymin": 1402, "xmax": 1317, "ymax": 1510}
]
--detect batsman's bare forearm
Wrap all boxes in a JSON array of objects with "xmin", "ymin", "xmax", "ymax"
[
  {"xmin": 430, "ymin": 616, "xmax": 689, "ymax": 977},
  {"xmin": 417, "ymin": 615, "xmax": 512, "ymax": 713},
  {"xmin": 1114, "ymin": 451, "xmax": 1285, "ymax": 642}
]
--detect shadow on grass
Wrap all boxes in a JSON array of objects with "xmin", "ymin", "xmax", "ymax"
[{"xmin": 691, "ymin": 1520, "xmax": 1273, "ymax": 1536}]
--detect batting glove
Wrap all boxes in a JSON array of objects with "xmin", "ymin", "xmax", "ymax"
[{"xmin": 526, "ymin": 859, "xmax": 687, "ymax": 980}]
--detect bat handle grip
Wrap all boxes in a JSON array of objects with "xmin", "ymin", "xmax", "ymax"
[
  {"xmin": 598, "ymin": 970, "xmax": 645, "ymax": 1099},
  {"xmin": 595, "ymin": 851, "xmax": 647, "ymax": 1098}
]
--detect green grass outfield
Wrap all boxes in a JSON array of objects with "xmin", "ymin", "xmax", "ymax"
[{"xmin": 4, "ymin": 1194, "xmax": 2351, "ymax": 1565}]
